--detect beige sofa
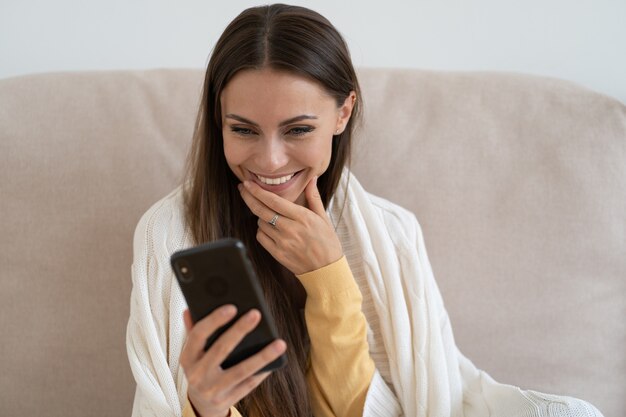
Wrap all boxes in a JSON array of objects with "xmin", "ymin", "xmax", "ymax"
[{"xmin": 1, "ymin": 68, "xmax": 624, "ymax": 416}]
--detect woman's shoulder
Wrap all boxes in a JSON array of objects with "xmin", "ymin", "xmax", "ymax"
[
  {"xmin": 341, "ymin": 171, "xmax": 417, "ymax": 225},
  {"xmin": 339, "ymin": 171, "xmax": 421, "ymax": 246},
  {"xmin": 366, "ymin": 192, "xmax": 417, "ymax": 227},
  {"xmin": 135, "ymin": 186, "xmax": 185, "ymax": 233},
  {"xmin": 133, "ymin": 186, "xmax": 190, "ymax": 258},
  {"xmin": 362, "ymin": 191, "xmax": 421, "ymax": 248}
]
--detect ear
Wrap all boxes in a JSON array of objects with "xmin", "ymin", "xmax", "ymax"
[{"xmin": 335, "ymin": 91, "xmax": 357, "ymax": 135}]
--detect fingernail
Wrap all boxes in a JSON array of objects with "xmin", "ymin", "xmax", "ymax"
[
  {"xmin": 237, "ymin": 183, "xmax": 243, "ymax": 191},
  {"xmin": 246, "ymin": 309, "xmax": 260, "ymax": 322},
  {"xmin": 274, "ymin": 340, "xmax": 286, "ymax": 353},
  {"xmin": 243, "ymin": 180, "xmax": 252, "ymax": 189},
  {"xmin": 221, "ymin": 305, "xmax": 236, "ymax": 316}
]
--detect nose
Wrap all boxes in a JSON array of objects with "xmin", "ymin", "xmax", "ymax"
[{"xmin": 255, "ymin": 136, "xmax": 289, "ymax": 172}]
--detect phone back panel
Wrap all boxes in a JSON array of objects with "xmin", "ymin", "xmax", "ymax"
[{"xmin": 171, "ymin": 238, "xmax": 286, "ymax": 371}]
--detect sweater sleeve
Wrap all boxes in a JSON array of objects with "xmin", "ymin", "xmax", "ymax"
[
  {"xmin": 296, "ymin": 256, "xmax": 376, "ymax": 417},
  {"xmin": 182, "ymin": 398, "xmax": 242, "ymax": 417},
  {"xmin": 127, "ymin": 190, "xmax": 201, "ymax": 417}
]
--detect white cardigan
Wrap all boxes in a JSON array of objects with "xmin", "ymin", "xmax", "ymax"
[{"xmin": 126, "ymin": 171, "xmax": 603, "ymax": 417}]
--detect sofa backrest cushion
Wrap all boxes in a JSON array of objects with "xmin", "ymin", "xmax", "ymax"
[{"xmin": 0, "ymin": 69, "xmax": 623, "ymax": 416}]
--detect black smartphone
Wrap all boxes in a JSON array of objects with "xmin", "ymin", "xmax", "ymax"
[{"xmin": 170, "ymin": 238, "xmax": 286, "ymax": 372}]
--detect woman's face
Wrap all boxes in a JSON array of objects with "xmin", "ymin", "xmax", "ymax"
[{"xmin": 221, "ymin": 68, "xmax": 355, "ymax": 206}]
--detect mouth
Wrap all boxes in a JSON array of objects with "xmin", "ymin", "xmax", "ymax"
[{"xmin": 255, "ymin": 172, "xmax": 298, "ymax": 185}]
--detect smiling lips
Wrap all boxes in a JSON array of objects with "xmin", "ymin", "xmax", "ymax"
[{"xmin": 255, "ymin": 171, "xmax": 299, "ymax": 185}]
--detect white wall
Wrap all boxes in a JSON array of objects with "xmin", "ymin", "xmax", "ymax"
[{"xmin": 1, "ymin": 0, "xmax": 625, "ymax": 102}]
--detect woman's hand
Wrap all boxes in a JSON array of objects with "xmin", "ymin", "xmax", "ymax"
[
  {"xmin": 238, "ymin": 176, "xmax": 343, "ymax": 275},
  {"xmin": 180, "ymin": 306, "xmax": 287, "ymax": 417}
]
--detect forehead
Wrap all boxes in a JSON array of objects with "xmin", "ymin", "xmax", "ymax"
[{"xmin": 220, "ymin": 68, "xmax": 336, "ymax": 120}]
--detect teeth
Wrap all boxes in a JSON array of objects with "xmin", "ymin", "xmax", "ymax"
[{"xmin": 256, "ymin": 173, "xmax": 295, "ymax": 185}]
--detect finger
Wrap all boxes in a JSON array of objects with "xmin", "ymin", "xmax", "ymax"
[
  {"xmin": 304, "ymin": 176, "xmax": 327, "ymax": 218},
  {"xmin": 238, "ymin": 183, "xmax": 283, "ymax": 223},
  {"xmin": 221, "ymin": 371, "xmax": 273, "ymax": 408},
  {"xmin": 256, "ymin": 226, "xmax": 279, "ymax": 257},
  {"xmin": 241, "ymin": 181, "xmax": 302, "ymax": 219},
  {"xmin": 257, "ymin": 217, "xmax": 280, "ymax": 240},
  {"xmin": 180, "ymin": 305, "xmax": 237, "ymax": 368},
  {"xmin": 240, "ymin": 185, "xmax": 298, "ymax": 231},
  {"xmin": 197, "ymin": 309, "xmax": 263, "ymax": 373},
  {"xmin": 183, "ymin": 309, "xmax": 193, "ymax": 333},
  {"xmin": 221, "ymin": 339, "xmax": 287, "ymax": 389}
]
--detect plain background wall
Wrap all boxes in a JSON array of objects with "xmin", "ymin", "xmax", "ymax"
[{"xmin": 1, "ymin": 0, "xmax": 625, "ymax": 103}]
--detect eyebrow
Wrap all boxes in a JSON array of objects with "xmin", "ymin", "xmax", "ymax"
[{"xmin": 225, "ymin": 114, "xmax": 318, "ymax": 127}]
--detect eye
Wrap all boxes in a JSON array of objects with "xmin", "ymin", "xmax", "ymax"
[
  {"xmin": 230, "ymin": 126, "xmax": 257, "ymax": 136},
  {"xmin": 286, "ymin": 126, "xmax": 315, "ymax": 136}
]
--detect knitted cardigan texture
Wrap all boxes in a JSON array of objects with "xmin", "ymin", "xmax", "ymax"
[{"xmin": 126, "ymin": 171, "xmax": 603, "ymax": 417}]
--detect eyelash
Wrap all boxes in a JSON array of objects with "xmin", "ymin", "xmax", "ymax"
[
  {"xmin": 230, "ymin": 127, "xmax": 256, "ymax": 136},
  {"xmin": 288, "ymin": 126, "xmax": 315, "ymax": 136},
  {"xmin": 229, "ymin": 126, "xmax": 315, "ymax": 137}
]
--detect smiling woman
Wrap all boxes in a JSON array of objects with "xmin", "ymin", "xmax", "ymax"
[
  {"xmin": 125, "ymin": 4, "xmax": 605, "ymax": 417},
  {"xmin": 128, "ymin": 5, "xmax": 365, "ymax": 417},
  {"xmin": 221, "ymin": 68, "xmax": 355, "ymax": 206}
]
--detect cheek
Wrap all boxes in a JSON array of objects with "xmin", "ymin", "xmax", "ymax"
[
  {"xmin": 223, "ymin": 137, "xmax": 246, "ymax": 162},
  {"xmin": 310, "ymin": 137, "xmax": 334, "ymax": 173},
  {"xmin": 223, "ymin": 139, "xmax": 246, "ymax": 174}
]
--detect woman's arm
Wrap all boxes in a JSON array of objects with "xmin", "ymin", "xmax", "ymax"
[
  {"xmin": 182, "ymin": 395, "xmax": 242, "ymax": 417},
  {"xmin": 126, "ymin": 195, "xmax": 187, "ymax": 417},
  {"xmin": 127, "ymin": 192, "xmax": 284, "ymax": 417},
  {"xmin": 237, "ymin": 178, "xmax": 402, "ymax": 416},
  {"xmin": 297, "ymin": 256, "xmax": 375, "ymax": 417}
]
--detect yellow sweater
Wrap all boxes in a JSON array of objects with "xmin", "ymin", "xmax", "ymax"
[{"xmin": 183, "ymin": 256, "xmax": 375, "ymax": 417}]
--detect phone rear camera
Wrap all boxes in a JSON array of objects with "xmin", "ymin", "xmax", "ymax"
[{"xmin": 177, "ymin": 261, "xmax": 194, "ymax": 283}]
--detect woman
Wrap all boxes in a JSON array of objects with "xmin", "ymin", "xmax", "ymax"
[{"xmin": 127, "ymin": 4, "xmax": 603, "ymax": 417}]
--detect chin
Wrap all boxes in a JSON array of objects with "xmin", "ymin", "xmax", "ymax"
[{"xmin": 280, "ymin": 189, "xmax": 303, "ymax": 204}]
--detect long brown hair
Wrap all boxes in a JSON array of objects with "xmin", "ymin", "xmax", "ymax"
[{"xmin": 183, "ymin": 4, "xmax": 362, "ymax": 416}]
